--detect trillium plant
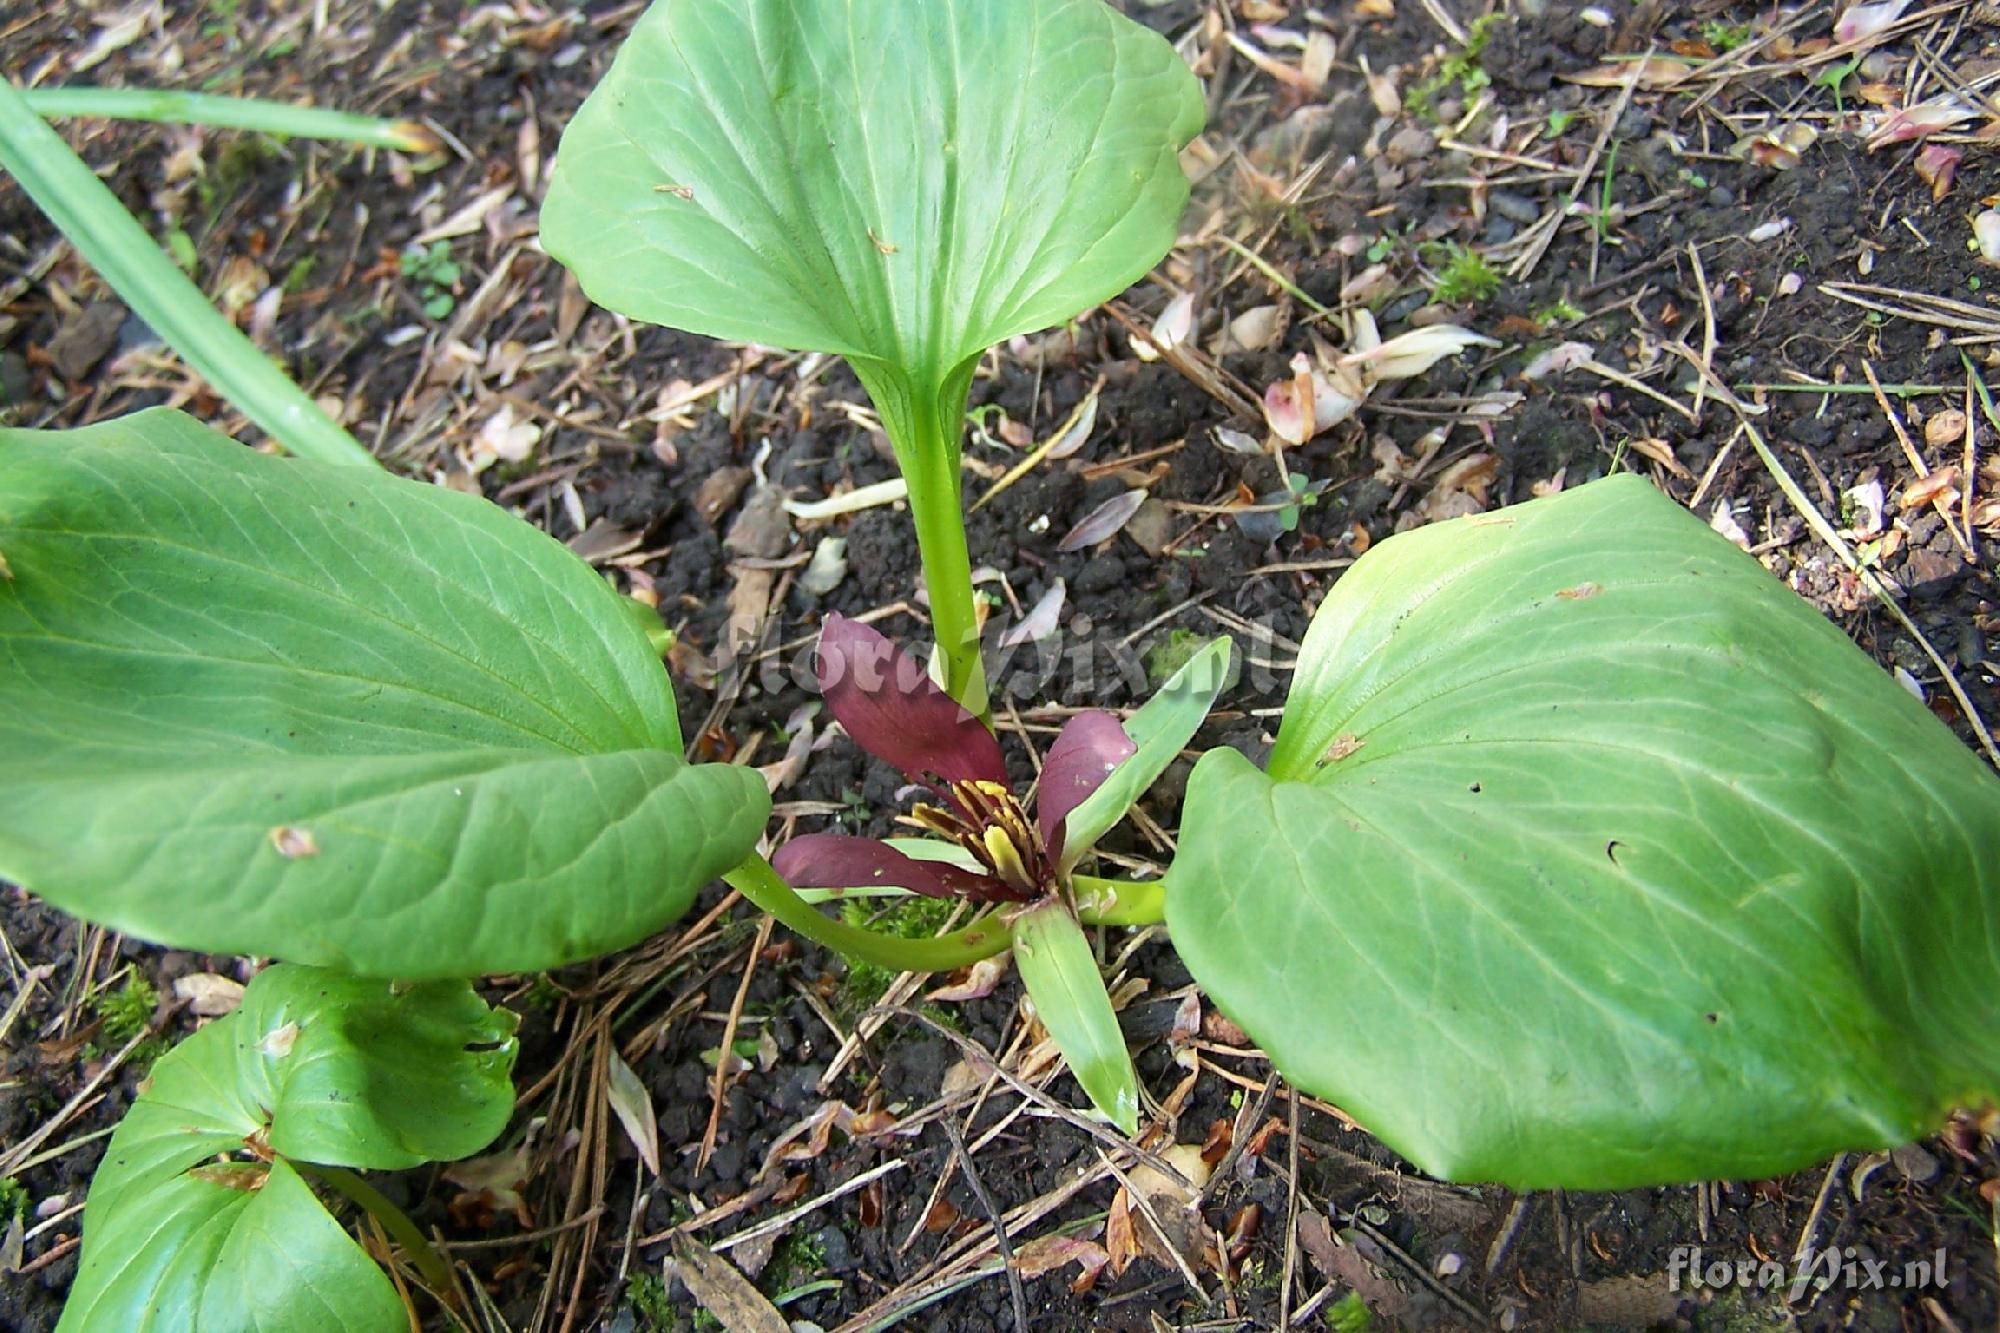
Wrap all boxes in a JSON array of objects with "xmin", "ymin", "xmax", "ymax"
[{"xmin": 5, "ymin": 0, "xmax": 2000, "ymax": 1324}]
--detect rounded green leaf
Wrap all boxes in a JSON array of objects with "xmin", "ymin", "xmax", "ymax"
[
  {"xmin": 541, "ymin": 0, "xmax": 1203, "ymax": 433},
  {"xmin": 60, "ymin": 964, "xmax": 517, "ymax": 1331},
  {"xmin": 1166, "ymin": 475, "xmax": 2000, "ymax": 1188},
  {"xmin": 0, "ymin": 410, "xmax": 770, "ymax": 976}
]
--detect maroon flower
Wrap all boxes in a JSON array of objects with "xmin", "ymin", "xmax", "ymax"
[{"xmin": 773, "ymin": 615, "xmax": 1136, "ymax": 904}]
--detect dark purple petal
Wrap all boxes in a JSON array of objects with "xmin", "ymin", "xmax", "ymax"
[
  {"xmin": 816, "ymin": 614, "xmax": 1006, "ymax": 786},
  {"xmin": 1036, "ymin": 711, "xmax": 1138, "ymax": 859},
  {"xmin": 772, "ymin": 833, "xmax": 1020, "ymax": 902}
]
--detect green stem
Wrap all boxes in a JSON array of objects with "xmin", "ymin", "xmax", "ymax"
[
  {"xmin": 904, "ymin": 388, "xmax": 987, "ymax": 714},
  {"xmin": 724, "ymin": 853, "xmax": 1013, "ymax": 972},
  {"xmin": 1073, "ymin": 875, "xmax": 1166, "ymax": 927},
  {"xmin": 0, "ymin": 80, "xmax": 378, "ymax": 469},
  {"xmin": 299, "ymin": 1162, "xmax": 455, "ymax": 1297},
  {"xmin": 23, "ymin": 88, "xmax": 436, "ymax": 151}
]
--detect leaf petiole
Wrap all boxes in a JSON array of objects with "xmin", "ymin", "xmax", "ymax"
[
  {"xmin": 296, "ymin": 1161, "xmax": 455, "ymax": 1299},
  {"xmin": 1073, "ymin": 875, "xmax": 1165, "ymax": 927},
  {"xmin": 724, "ymin": 852, "xmax": 1013, "ymax": 972},
  {"xmin": 896, "ymin": 377, "xmax": 990, "ymax": 718}
]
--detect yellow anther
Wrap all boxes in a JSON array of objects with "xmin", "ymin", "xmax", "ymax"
[
  {"xmin": 982, "ymin": 825, "xmax": 1032, "ymax": 890},
  {"xmin": 910, "ymin": 804, "xmax": 960, "ymax": 838}
]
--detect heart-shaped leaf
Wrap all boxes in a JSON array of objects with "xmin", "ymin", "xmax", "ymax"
[
  {"xmin": 60, "ymin": 964, "xmax": 517, "ymax": 1331},
  {"xmin": 1166, "ymin": 475, "xmax": 2000, "ymax": 1188},
  {"xmin": 0, "ymin": 410, "xmax": 770, "ymax": 976},
  {"xmin": 541, "ymin": 0, "xmax": 1203, "ymax": 447}
]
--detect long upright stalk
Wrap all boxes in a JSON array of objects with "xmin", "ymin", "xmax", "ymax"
[
  {"xmin": 903, "ymin": 387, "xmax": 988, "ymax": 714},
  {"xmin": 0, "ymin": 80, "xmax": 378, "ymax": 469}
]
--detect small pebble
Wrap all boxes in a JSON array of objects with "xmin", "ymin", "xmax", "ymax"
[
  {"xmin": 1384, "ymin": 126, "xmax": 1435, "ymax": 166},
  {"xmin": 1959, "ymin": 622, "xmax": 1986, "ymax": 670},
  {"xmin": 1074, "ymin": 553, "xmax": 1125, "ymax": 594},
  {"xmin": 1489, "ymin": 190, "xmax": 1539, "ymax": 224},
  {"xmin": 1613, "ymin": 106, "xmax": 1653, "ymax": 140}
]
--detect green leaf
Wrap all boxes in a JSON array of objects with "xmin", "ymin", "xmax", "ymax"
[
  {"xmin": 1059, "ymin": 635, "xmax": 1232, "ymax": 871},
  {"xmin": 1166, "ymin": 475, "xmax": 2000, "ymax": 1188},
  {"xmin": 0, "ymin": 410, "xmax": 770, "ymax": 977},
  {"xmin": 1013, "ymin": 901, "xmax": 1139, "ymax": 1134},
  {"xmin": 60, "ymin": 964, "xmax": 517, "ymax": 1331},
  {"xmin": 540, "ymin": 0, "xmax": 1204, "ymax": 446},
  {"xmin": 0, "ymin": 80, "xmax": 374, "ymax": 468}
]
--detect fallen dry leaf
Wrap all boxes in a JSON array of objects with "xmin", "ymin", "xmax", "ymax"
[
  {"xmin": 927, "ymin": 952, "xmax": 1012, "ymax": 1002},
  {"xmin": 1011, "ymin": 1230, "xmax": 1111, "ymax": 1293},
  {"xmin": 605, "ymin": 1049, "xmax": 660, "ymax": 1177},
  {"xmin": 1058, "ymin": 489, "xmax": 1149, "ymax": 551},
  {"xmin": 1563, "ymin": 57, "xmax": 1692, "ymax": 90},
  {"xmin": 173, "ymin": 972, "xmax": 245, "ymax": 1018},
  {"xmin": 1835, "ymin": 0, "xmax": 1912, "ymax": 44},
  {"xmin": 1925, "ymin": 409, "xmax": 1968, "ymax": 449},
  {"xmin": 1626, "ymin": 437, "xmax": 1694, "ymax": 479},
  {"xmin": 1901, "ymin": 467, "xmax": 1962, "ymax": 510},
  {"xmin": 1915, "ymin": 144, "xmax": 1962, "ymax": 201},
  {"xmin": 1297, "ymin": 1214, "xmax": 1411, "ymax": 1317}
]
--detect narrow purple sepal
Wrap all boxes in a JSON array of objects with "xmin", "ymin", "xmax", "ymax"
[
  {"xmin": 816, "ymin": 614, "xmax": 1006, "ymax": 786},
  {"xmin": 772, "ymin": 833, "xmax": 1017, "ymax": 901},
  {"xmin": 1036, "ymin": 710, "xmax": 1137, "ymax": 859}
]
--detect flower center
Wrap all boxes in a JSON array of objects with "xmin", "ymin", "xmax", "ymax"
[{"xmin": 910, "ymin": 779, "xmax": 1048, "ymax": 896}]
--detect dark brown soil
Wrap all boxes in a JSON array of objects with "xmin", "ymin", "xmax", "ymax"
[{"xmin": 4, "ymin": 2, "xmax": 1999, "ymax": 1330}]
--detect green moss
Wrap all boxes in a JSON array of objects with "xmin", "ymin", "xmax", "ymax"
[
  {"xmin": 1407, "ymin": 13, "xmax": 1503, "ymax": 120},
  {"xmin": 1428, "ymin": 243, "xmax": 1503, "ymax": 304},
  {"xmin": 0, "ymin": 1177, "xmax": 28, "ymax": 1224},
  {"xmin": 837, "ymin": 895, "xmax": 957, "ymax": 1018},
  {"xmin": 1324, "ymin": 1291, "xmax": 1373, "ymax": 1331},
  {"xmin": 88, "ymin": 976, "xmax": 169, "ymax": 1073},
  {"xmin": 762, "ymin": 1230, "xmax": 829, "ymax": 1296},
  {"xmin": 1148, "ymin": 627, "xmax": 1242, "ymax": 690},
  {"xmin": 1702, "ymin": 19, "xmax": 1753, "ymax": 51},
  {"xmin": 624, "ymin": 1272, "xmax": 674, "ymax": 1330},
  {"xmin": 94, "ymin": 976, "xmax": 156, "ymax": 1047}
]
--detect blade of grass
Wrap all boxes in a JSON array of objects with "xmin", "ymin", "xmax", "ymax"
[
  {"xmin": 23, "ymin": 87, "xmax": 438, "ymax": 152},
  {"xmin": 0, "ymin": 80, "xmax": 378, "ymax": 469}
]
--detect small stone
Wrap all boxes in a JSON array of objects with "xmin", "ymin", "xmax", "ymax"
[
  {"xmin": 706, "ymin": 1139, "xmax": 743, "ymax": 1183},
  {"xmin": 0, "ymin": 352, "xmax": 30, "ymax": 405},
  {"xmin": 693, "ymin": 466, "xmax": 753, "ymax": 526},
  {"xmin": 1613, "ymin": 106, "xmax": 1653, "ymax": 140},
  {"xmin": 1384, "ymin": 126, "xmax": 1435, "ymax": 166},
  {"xmin": 1489, "ymin": 191, "xmax": 1540, "ymax": 225},
  {"xmin": 46, "ymin": 301, "xmax": 125, "ymax": 381},
  {"xmin": 1707, "ymin": 185, "xmax": 1736, "ymax": 209},
  {"xmin": 1902, "ymin": 545, "xmax": 1964, "ymax": 599},
  {"xmin": 814, "ymin": 1225, "xmax": 857, "ymax": 1273},
  {"xmin": 1925, "ymin": 408, "xmax": 1968, "ymax": 450},
  {"xmin": 1074, "ymin": 553, "xmax": 1125, "ymax": 594}
]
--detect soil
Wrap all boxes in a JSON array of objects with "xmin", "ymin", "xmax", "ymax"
[{"xmin": 5, "ymin": 1, "xmax": 2000, "ymax": 1330}]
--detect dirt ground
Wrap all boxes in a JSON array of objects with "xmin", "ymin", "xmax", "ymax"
[{"xmin": 5, "ymin": 1, "xmax": 2000, "ymax": 1329}]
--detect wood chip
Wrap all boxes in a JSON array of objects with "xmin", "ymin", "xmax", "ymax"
[{"xmin": 668, "ymin": 1238, "xmax": 790, "ymax": 1333}]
